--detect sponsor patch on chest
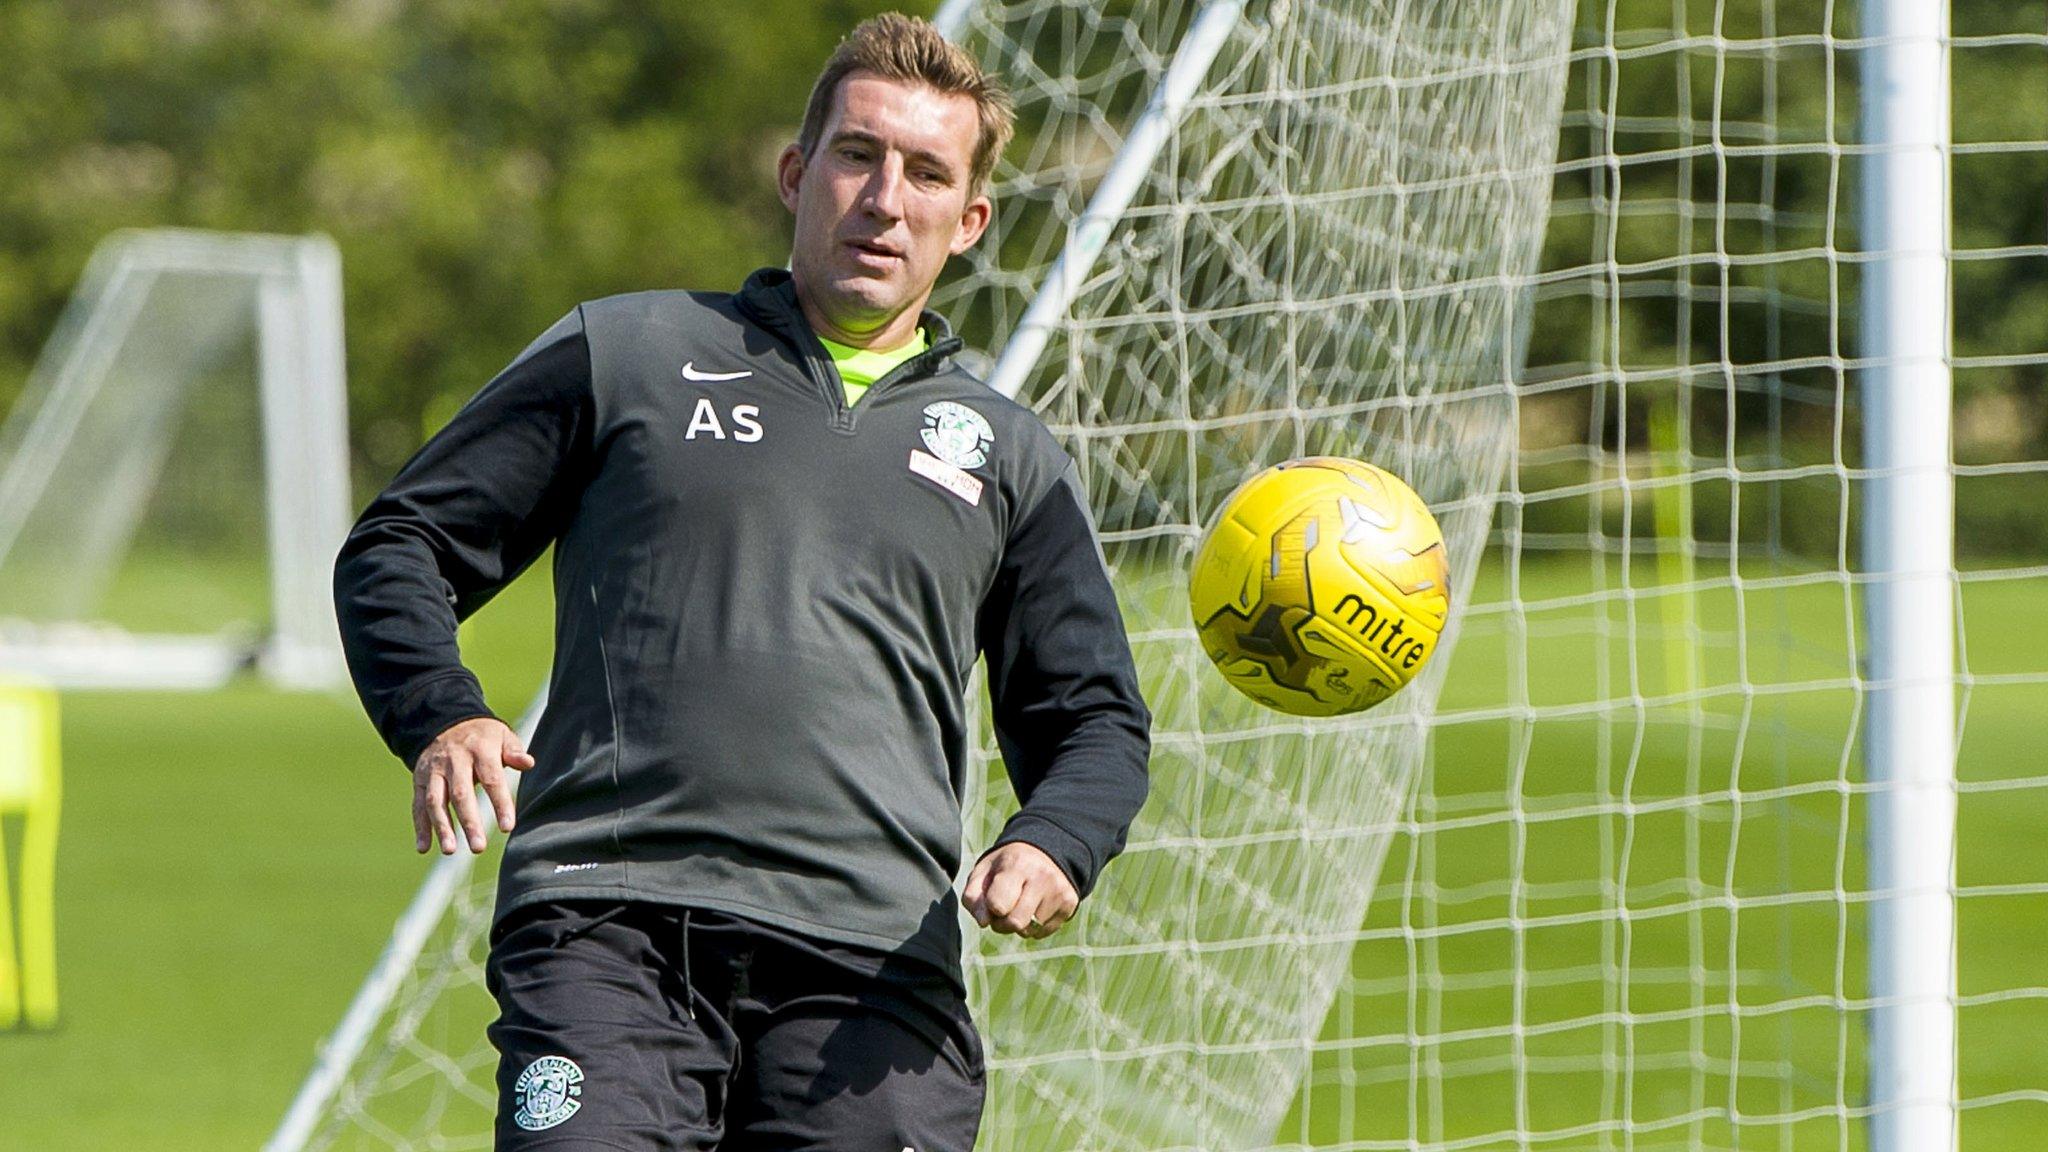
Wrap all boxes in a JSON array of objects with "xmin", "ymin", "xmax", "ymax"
[
  {"xmin": 909, "ymin": 449, "xmax": 984, "ymax": 506},
  {"xmin": 921, "ymin": 401, "xmax": 993, "ymax": 468}
]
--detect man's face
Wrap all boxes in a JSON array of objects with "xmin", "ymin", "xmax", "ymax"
[{"xmin": 779, "ymin": 72, "xmax": 992, "ymax": 344}]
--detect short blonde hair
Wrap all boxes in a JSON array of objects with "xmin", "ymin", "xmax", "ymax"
[{"xmin": 796, "ymin": 13, "xmax": 1015, "ymax": 199}]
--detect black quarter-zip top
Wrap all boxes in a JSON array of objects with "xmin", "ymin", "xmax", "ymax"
[{"xmin": 334, "ymin": 268, "xmax": 1152, "ymax": 981}]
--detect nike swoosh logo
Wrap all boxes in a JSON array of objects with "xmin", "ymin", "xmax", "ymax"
[{"xmin": 681, "ymin": 361, "xmax": 753, "ymax": 382}]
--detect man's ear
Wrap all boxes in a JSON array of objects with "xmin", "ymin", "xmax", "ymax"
[
  {"xmin": 950, "ymin": 193, "xmax": 993, "ymax": 256},
  {"xmin": 776, "ymin": 144, "xmax": 806, "ymax": 214}
]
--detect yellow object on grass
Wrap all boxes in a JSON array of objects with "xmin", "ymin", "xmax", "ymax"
[{"xmin": 0, "ymin": 679, "xmax": 60, "ymax": 1029}]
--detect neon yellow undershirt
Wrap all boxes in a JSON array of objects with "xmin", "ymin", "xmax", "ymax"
[{"xmin": 819, "ymin": 329, "xmax": 929, "ymax": 407}]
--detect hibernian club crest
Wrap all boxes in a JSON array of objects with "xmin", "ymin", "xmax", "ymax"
[
  {"xmin": 513, "ymin": 1055, "xmax": 585, "ymax": 1131},
  {"xmin": 921, "ymin": 401, "xmax": 994, "ymax": 469}
]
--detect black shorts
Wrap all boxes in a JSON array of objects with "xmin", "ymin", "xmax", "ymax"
[{"xmin": 485, "ymin": 900, "xmax": 986, "ymax": 1151}]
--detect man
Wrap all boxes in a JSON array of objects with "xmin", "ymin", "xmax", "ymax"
[{"xmin": 333, "ymin": 13, "xmax": 1150, "ymax": 1151}]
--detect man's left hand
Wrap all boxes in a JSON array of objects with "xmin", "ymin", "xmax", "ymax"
[{"xmin": 963, "ymin": 841, "xmax": 1078, "ymax": 939}]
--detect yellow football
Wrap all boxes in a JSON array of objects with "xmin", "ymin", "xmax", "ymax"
[{"xmin": 1188, "ymin": 457, "xmax": 1451, "ymax": 716}]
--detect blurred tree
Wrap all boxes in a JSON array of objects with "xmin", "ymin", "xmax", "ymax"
[{"xmin": 0, "ymin": 0, "xmax": 901, "ymax": 489}]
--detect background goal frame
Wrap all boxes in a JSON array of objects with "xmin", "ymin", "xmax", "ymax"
[{"xmin": 0, "ymin": 228, "xmax": 352, "ymax": 691}]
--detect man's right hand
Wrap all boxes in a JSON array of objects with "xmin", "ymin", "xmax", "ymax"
[{"xmin": 413, "ymin": 717, "xmax": 534, "ymax": 855}]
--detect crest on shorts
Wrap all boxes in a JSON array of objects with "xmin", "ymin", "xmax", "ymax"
[
  {"xmin": 921, "ymin": 401, "xmax": 993, "ymax": 469},
  {"xmin": 513, "ymin": 1054, "xmax": 585, "ymax": 1131}
]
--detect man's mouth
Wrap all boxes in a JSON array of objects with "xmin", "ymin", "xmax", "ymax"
[{"xmin": 846, "ymin": 238, "xmax": 905, "ymax": 262}]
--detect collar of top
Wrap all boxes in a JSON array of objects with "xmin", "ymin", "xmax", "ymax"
[{"xmin": 735, "ymin": 267, "xmax": 965, "ymax": 383}]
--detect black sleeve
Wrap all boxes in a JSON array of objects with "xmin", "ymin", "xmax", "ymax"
[
  {"xmin": 977, "ymin": 463, "xmax": 1152, "ymax": 899},
  {"xmin": 333, "ymin": 309, "xmax": 595, "ymax": 769}
]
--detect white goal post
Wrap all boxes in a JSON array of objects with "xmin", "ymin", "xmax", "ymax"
[
  {"xmin": 277, "ymin": 1, "xmax": 2048, "ymax": 1150},
  {"xmin": 0, "ymin": 228, "xmax": 352, "ymax": 691},
  {"xmin": 1858, "ymin": 3, "xmax": 1956, "ymax": 1150}
]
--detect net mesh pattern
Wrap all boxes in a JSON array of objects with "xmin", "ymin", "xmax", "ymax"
[{"xmin": 933, "ymin": 1, "xmax": 1568, "ymax": 1147}]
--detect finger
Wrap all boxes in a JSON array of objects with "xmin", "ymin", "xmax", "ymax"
[
  {"xmin": 503, "ymin": 732, "xmax": 536, "ymax": 772},
  {"xmin": 984, "ymin": 866, "xmax": 1026, "ymax": 923},
  {"xmin": 448, "ymin": 755, "xmax": 488, "ymax": 853},
  {"xmin": 961, "ymin": 857, "xmax": 993, "ymax": 926},
  {"xmin": 989, "ymin": 870, "xmax": 1035, "ymax": 934},
  {"xmin": 1029, "ymin": 887, "xmax": 1074, "ymax": 937},
  {"xmin": 477, "ymin": 761, "xmax": 517, "ymax": 834},
  {"xmin": 425, "ymin": 768, "xmax": 458, "ymax": 855}
]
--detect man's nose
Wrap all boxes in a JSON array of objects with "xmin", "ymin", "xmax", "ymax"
[{"xmin": 862, "ymin": 157, "xmax": 906, "ymax": 220}]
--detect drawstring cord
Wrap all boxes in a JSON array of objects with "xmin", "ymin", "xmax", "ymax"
[{"xmin": 553, "ymin": 903, "xmax": 627, "ymax": 947}]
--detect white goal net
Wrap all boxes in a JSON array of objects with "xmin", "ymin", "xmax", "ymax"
[{"xmin": 278, "ymin": 2, "xmax": 2048, "ymax": 1151}]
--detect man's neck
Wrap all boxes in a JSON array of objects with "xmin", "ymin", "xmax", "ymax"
[{"xmin": 792, "ymin": 286, "xmax": 929, "ymax": 352}]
